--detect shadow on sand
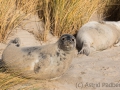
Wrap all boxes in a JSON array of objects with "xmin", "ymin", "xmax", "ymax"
[{"xmin": 0, "ymin": 58, "xmax": 6, "ymax": 72}]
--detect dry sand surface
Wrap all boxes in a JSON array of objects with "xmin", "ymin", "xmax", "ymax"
[{"xmin": 0, "ymin": 14, "xmax": 120, "ymax": 90}]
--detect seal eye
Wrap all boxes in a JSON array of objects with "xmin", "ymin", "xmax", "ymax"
[
  {"xmin": 62, "ymin": 37, "xmax": 65, "ymax": 41},
  {"xmin": 72, "ymin": 38, "xmax": 74, "ymax": 42}
]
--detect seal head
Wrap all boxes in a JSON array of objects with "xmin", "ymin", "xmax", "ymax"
[{"xmin": 58, "ymin": 34, "xmax": 76, "ymax": 51}]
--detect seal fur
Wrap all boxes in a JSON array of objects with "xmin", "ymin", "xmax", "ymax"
[
  {"xmin": 76, "ymin": 21, "xmax": 120, "ymax": 56},
  {"xmin": 2, "ymin": 34, "xmax": 76, "ymax": 80}
]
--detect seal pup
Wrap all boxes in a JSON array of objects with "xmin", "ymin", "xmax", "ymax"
[
  {"xmin": 76, "ymin": 21, "xmax": 120, "ymax": 56},
  {"xmin": 2, "ymin": 34, "xmax": 76, "ymax": 80}
]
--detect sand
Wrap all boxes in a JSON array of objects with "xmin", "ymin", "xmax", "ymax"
[{"xmin": 0, "ymin": 14, "xmax": 120, "ymax": 90}]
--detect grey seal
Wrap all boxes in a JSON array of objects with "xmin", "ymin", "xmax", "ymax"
[
  {"xmin": 2, "ymin": 34, "xmax": 76, "ymax": 80},
  {"xmin": 76, "ymin": 21, "xmax": 120, "ymax": 56}
]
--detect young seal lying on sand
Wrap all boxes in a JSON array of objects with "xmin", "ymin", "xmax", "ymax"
[
  {"xmin": 2, "ymin": 34, "xmax": 76, "ymax": 80},
  {"xmin": 76, "ymin": 21, "xmax": 120, "ymax": 56}
]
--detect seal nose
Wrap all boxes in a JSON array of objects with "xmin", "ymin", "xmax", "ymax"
[
  {"xmin": 65, "ymin": 39, "xmax": 72, "ymax": 47},
  {"xmin": 66, "ymin": 41, "xmax": 70, "ymax": 46}
]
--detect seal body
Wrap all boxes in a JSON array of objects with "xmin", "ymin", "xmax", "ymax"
[
  {"xmin": 2, "ymin": 34, "xmax": 76, "ymax": 80},
  {"xmin": 76, "ymin": 21, "xmax": 120, "ymax": 56}
]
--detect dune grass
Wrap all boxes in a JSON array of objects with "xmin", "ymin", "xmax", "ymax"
[
  {"xmin": 38, "ymin": 0, "xmax": 107, "ymax": 40},
  {"xmin": 0, "ymin": 0, "xmax": 108, "ymax": 42},
  {"xmin": 0, "ymin": 0, "xmax": 38, "ymax": 42},
  {"xmin": 0, "ymin": 73, "xmax": 26, "ymax": 90},
  {"xmin": 0, "ymin": 0, "xmax": 118, "ymax": 42}
]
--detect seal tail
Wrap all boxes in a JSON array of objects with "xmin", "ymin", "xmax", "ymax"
[{"xmin": 8, "ymin": 37, "xmax": 21, "ymax": 47}]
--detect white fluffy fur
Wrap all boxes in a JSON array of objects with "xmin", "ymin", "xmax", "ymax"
[{"xmin": 76, "ymin": 21, "xmax": 120, "ymax": 56}]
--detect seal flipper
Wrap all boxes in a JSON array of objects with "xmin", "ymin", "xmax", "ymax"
[
  {"xmin": 8, "ymin": 37, "xmax": 21, "ymax": 47},
  {"xmin": 114, "ymin": 41, "xmax": 120, "ymax": 47},
  {"xmin": 78, "ymin": 42, "xmax": 90, "ymax": 56}
]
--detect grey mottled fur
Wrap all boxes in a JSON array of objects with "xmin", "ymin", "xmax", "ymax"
[{"xmin": 2, "ymin": 34, "xmax": 76, "ymax": 80}]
